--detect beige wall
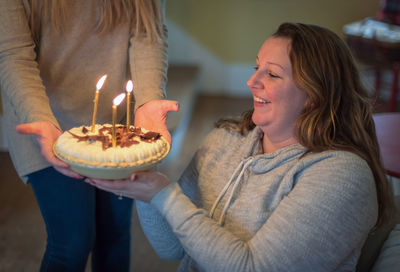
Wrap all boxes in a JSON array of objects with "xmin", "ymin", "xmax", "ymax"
[
  {"xmin": 0, "ymin": 0, "xmax": 382, "ymax": 115},
  {"xmin": 166, "ymin": 0, "xmax": 381, "ymax": 64}
]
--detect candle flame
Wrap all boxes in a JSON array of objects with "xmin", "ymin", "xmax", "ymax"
[
  {"xmin": 113, "ymin": 93, "xmax": 126, "ymax": 106},
  {"xmin": 126, "ymin": 80, "xmax": 133, "ymax": 93},
  {"xmin": 96, "ymin": 75, "xmax": 107, "ymax": 90}
]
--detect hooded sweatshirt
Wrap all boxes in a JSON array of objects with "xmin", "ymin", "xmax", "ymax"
[{"xmin": 136, "ymin": 126, "xmax": 378, "ymax": 272}]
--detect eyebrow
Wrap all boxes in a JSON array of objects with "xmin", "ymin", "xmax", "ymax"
[
  {"xmin": 268, "ymin": 62, "xmax": 285, "ymax": 71},
  {"xmin": 256, "ymin": 56, "xmax": 285, "ymax": 71}
]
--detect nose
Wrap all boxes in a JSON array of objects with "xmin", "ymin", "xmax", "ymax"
[{"xmin": 247, "ymin": 69, "xmax": 262, "ymax": 91}]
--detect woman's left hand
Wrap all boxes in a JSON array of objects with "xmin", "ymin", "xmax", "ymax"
[
  {"xmin": 134, "ymin": 99, "xmax": 179, "ymax": 144},
  {"xmin": 85, "ymin": 171, "xmax": 170, "ymax": 203}
]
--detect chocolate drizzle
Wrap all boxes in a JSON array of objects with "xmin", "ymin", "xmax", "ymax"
[
  {"xmin": 69, "ymin": 125, "xmax": 161, "ymax": 150},
  {"xmin": 81, "ymin": 126, "xmax": 89, "ymax": 134}
]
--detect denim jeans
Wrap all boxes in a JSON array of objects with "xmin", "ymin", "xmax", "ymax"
[{"xmin": 28, "ymin": 167, "xmax": 133, "ymax": 272}]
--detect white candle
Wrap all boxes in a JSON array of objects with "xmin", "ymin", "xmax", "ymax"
[
  {"xmin": 112, "ymin": 93, "xmax": 126, "ymax": 148},
  {"xmin": 91, "ymin": 75, "xmax": 107, "ymax": 132}
]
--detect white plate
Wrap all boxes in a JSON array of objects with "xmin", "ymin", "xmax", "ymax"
[
  {"xmin": 62, "ymin": 159, "xmax": 158, "ymax": 180},
  {"xmin": 53, "ymin": 138, "xmax": 169, "ymax": 180}
]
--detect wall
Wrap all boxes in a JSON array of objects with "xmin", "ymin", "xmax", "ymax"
[
  {"xmin": 165, "ymin": 0, "xmax": 381, "ymax": 95},
  {"xmin": 166, "ymin": 0, "xmax": 381, "ymax": 64},
  {"xmin": 0, "ymin": 0, "xmax": 383, "ymax": 149}
]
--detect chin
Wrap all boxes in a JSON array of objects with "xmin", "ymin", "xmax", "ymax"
[{"xmin": 251, "ymin": 113, "xmax": 268, "ymax": 127}]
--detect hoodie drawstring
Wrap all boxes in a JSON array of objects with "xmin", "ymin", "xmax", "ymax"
[{"xmin": 209, "ymin": 157, "xmax": 255, "ymax": 225}]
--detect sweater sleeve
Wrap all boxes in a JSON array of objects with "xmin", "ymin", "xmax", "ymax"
[
  {"xmin": 0, "ymin": 0, "xmax": 59, "ymax": 127},
  {"xmin": 149, "ymin": 153, "xmax": 378, "ymax": 271},
  {"xmin": 136, "ymin": 198, "xmax": 185, "ymax": 260},
  {"xmin": 129, "ymin": 0, "xmax": 168, "ymax": 111},
  {"xmin": 135, "ymin": 156, "xmax": 200, "ymax": 260}
]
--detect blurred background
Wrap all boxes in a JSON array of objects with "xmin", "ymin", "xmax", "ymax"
[
  {"xmin": 165, "ymin": 0, "xmax": 384, "ymax": 96},
  {"xmin": 1, "ymin": 0, "xmax": 400, "ymax": 271}
]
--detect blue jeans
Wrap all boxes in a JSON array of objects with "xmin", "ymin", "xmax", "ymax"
[{"xmin": 28, "ymin": 167, "xmax": 133, "ymax": 272}]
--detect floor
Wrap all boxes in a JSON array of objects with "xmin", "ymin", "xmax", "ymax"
[{"xmin": 0, "ymin": 95, "xmax": 253, "ymax": 272}]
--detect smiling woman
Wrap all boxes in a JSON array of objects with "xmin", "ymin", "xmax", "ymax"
[
  {"xmin": 247, "ymin": 37, "xmax": 307, "ymax": 153},
  {"xmin": 87, "ymin": 22, "xmax": 394, "ymax": 272}
]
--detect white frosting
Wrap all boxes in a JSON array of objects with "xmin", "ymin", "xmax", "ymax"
[{"xmin": 54, "ymin": 124, "xmax": 169, "ymax": 168}]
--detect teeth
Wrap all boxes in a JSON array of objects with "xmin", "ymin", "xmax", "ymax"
[{"xmin": 254, "ymin": 96, "xmax": 270, "ymax": 103}]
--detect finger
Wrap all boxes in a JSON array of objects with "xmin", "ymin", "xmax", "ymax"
[
  {"xmin": 15, "ymin": 123, "xmax": 41, "ymax": 135},
  {"xmin": 161, "ymin": 130, "xmax": 171, "ymax": 144},
  {"xmin": 41, "ymin": 145, "xmax": 69, "ymax": 169},
  {"xmin": 87, "ymin": 178, "xmax": 129, "ymax": 190},
  {"xmin": 84, "ymin": 178, "xmax": 96, "ymax": 186},
  {"xmin": 86, "ymin": 180, "xmax": 118, "ymax": 194},
  {"xmin": 53, "ymin": 166, "xmax": 84, "ymax": 179},
  {"xmin": 161, "ymin": 100, "xmax": 180, "ymax": 113}
]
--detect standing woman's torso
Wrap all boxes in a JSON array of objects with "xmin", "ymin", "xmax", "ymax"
[{"xmin": 25, "ymin": 0, "xmax": 132, "ymax": 130}]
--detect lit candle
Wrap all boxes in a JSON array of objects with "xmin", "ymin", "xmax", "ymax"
[
  {"xmin": 125, "ymin": 80, "xmax": 133, "ymax": 128},
  {"xmin": 112, "ymin": 93, "xmax": 126, "ymax": 148},
  {"xmin": 91, "ymin": 75, "xmax": 107, "ymax": 132}
]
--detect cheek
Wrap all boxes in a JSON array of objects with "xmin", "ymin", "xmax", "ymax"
[
  {"xmin": 288, "ymin": 92, "xmax": 307, "ymax": 119},
  {"xmin": 276, "ymin": 86, "xmax": 307, "ymax": 116}
]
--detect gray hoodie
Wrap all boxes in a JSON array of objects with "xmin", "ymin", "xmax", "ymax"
[{"xmin": 137, "ymin": 126, "xmax": 378, "ymax": 272}]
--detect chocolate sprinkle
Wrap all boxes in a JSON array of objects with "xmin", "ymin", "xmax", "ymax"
[
  {"xmin": 82, "ymin": 126, "xmax": 89, "ymax": 134},
  {"xmin": 140, "ymin": 132, "xmax": 161, "ymax": 142},
  {"xmin": 68, "ymin": 125, "xmax": 161, "ymax": 150}
]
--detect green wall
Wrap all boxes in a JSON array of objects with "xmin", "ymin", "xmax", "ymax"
[
  {"xmin": 0, "ymin": 0, "xmax": 383, "ymax": 115},
  {"xmin": 166, "ymin": 0, "xmax": 381, "ymax": 64}
]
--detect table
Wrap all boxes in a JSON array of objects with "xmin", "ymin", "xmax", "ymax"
[
  {"xmin": 343, "ymin": 19, "xmax": 400, "ymax": 111},
  {"xmin": 373, "ymin": 112, "xmax": 400, "ymax": 178}
]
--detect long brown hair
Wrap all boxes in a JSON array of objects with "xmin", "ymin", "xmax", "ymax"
[
  {"xmin": 217, "ymin": 22, "xmax": 394, "ymax": 228},
  {"xmin": 27, "ymin": 0, "xmax": 164, "ymax": 44}
]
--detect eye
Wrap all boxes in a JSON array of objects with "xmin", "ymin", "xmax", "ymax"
[
  {"xmin": 253, "ymin": 65, "xmax": 259, "ymax": 71},
  {"xmin": 268, "ymin": 72, "xmax": 280, "ymax": 78}
]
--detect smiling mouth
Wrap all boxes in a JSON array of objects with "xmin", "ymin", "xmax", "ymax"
[{"xmin": 254, "ymin": 96, "xmax": 271, "ymax": 104}]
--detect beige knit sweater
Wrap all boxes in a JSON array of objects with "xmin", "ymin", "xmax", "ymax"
[{"xmin": 0, "ymin": 0, "xmax": 168, "ymax": 182}]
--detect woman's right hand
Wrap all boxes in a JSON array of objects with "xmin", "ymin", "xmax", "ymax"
[
  {"xmin": 85, "ymin": 171, "xmax": 170, "ymax": 203},
  {"xmin": 16, "ymin": 121, "xmax": 83, "ymax": 179}
]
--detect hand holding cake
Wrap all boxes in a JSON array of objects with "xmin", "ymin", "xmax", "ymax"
[
  {"xmin": 16, "ymin": 121, "xmax": 83, "ymax": 179},
  {"xmin": 86, "ymin": 171, "xmax": 169, "ymax": 203},
  {"xmin": 134, "ymin": 99, "xmax": 180, "ymax": 144}
]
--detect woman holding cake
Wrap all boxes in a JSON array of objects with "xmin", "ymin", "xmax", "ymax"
[
  {"xmin": 0, "ymin": 0, "xmax": 176, "ymax": 271},
  {"xmin": 87, "ymin": 22, "xmax": 395, "ymax": 271}
]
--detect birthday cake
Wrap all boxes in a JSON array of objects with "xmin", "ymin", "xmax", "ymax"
[{"xmin": 53, "ymin": 124, "xmax": 170, "ymax": 179}]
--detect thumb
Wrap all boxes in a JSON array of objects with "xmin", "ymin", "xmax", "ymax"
[
  {"xmin": 16, "ymin": 123, "xmax": 41, "ymax": 135},
  {"xmin": 160, "ymin": 100, "xmax": 180, "ymax": 114}
]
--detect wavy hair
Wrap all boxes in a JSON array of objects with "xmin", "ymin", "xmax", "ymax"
[
  {"xmin": 217, "ymin": 22, "xmax": 394, "ymax": 228},
  {"xmin": 27, "ymin": 0, "xmax": 164, "ymax": 44}
]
